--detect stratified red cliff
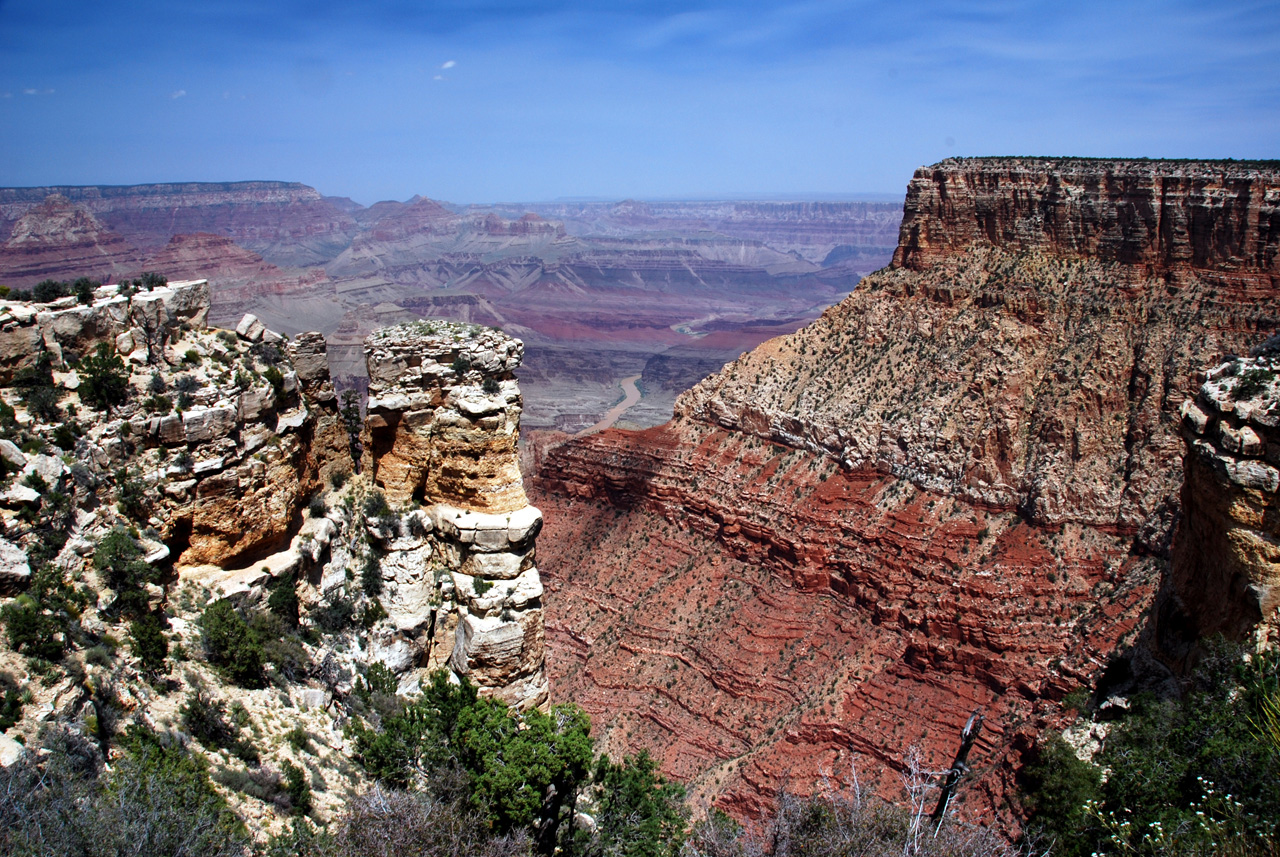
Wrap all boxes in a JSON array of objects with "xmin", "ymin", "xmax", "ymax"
[{"xmin": 528, "ymin": 158, "xmax": 1280, "ymax": 826}]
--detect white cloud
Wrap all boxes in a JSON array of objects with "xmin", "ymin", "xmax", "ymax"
[
  {"xmin": 171, "ymin": 89, "xmax": 187, "ymax": 99},
  {"xmin": 441, "ymin": 60, "xmax": 456, "ymax": 69},
  {"xmin": 434, "ymin": 74, "xmax": 444, "ymax": 81},
  {"xmin": 23, "ymin": 88, "xmax": 37, "ymax": 95}
]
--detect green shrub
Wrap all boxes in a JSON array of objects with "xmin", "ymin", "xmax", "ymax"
[
  {"xmin": 1022, "ymin": 640, "xmax": 1280, "ymax": 855},
  {"xmin": 483, "ymin": 377, "xmax": 501, "ymax": 395},
  {"xmin": 264, "ymin": 366, "xmax": 286, "ymax": 400},
  {"xmin": 310, "ymin": 593, "xmax": 355, "ymax": 633},
  {"xmin": 361, "ymin": 551, "xmax": 384, "ymax": 597},
  {"xmin": 0, "ymin": 725, "xmax": 248, "ymax": 857},
  {"xmin": 199, "ymin": 599, "xmax": 264, "ymax": 688},
  {"xmin": 94, "ymin": 527, "xmax": 154, "ymax": 615},
  {"xmin": 128, "ymin": 612, "xmax": 170, "ymax": 674},
  {"xmin": 286, "ymin": 726, "xmax": 313, "ymax": 754},
  {"xmin": 114, "ymin": 468, "xmax": 150, "ymax": 522},
  {"xmin": 585, "ymin": 749, "xmax": 687, "ymax": 857},
  {"xmin": 180, "ymin": 690, "xmax": 259, "ymax": 764},
  {"xmin": 76, "ymin": 343, "xmax": 130, "ymax": 410},
  {"xmin": 308, "ymin": 493, "xmax": 327, "ymax": 518},
  {"xmin": 267, "ymin": 577, "xmax": 300, "ymax": 626},
  {"xmin": 0, "ymin": 566, "xmax": 83, "ymax": 660},
  {"xmin": 0, "ymin": 673, "xmax": 22, "ymax": 731},
  {"xmin": 1233, "ymin": 367, "xmax": 1276, "ymax": 400},
  {"xmin": 282, "ymin": 761, "xmax": 312, "ymax": 816}
]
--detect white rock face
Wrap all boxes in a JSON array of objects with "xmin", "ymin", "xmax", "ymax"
[{"xmin": 0, "ymin": 537, "xmax": 31, "ymax": 590}]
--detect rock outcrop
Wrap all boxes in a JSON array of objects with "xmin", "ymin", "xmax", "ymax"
[
  {"xmin": 893, "ymin": 157, "xmax": 1280, "ymax": 278},
  {"xmin": 361, "ymin": 321, "xmax": 547, "ymax": 709},
  {"xmin": 1159, "ymin": 345, "xmax": 1280, "ymax": 664},
  {"xmin": 0, "ymin": 278, "xmax": 350, "ymax": 572},
  {"xmin": 529, "ymin": 157, "xmax": 1280, "ymax": 823}
]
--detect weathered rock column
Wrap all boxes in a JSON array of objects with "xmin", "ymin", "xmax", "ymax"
[
  {"xmin": 363, "ymin": 321, "xmax": 547, "ymax": 709},
  {"xmin": 1162, "ymin": 348, "xmax": 1280, "ymax": 664}
]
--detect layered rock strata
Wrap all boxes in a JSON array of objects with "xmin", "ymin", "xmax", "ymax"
[
  {"xmin": 0, "ymin": 194, "xmax": 143, "ymax": 286},
  {"xmin": 1160, "ymin": 346, "xmax": 1280, "ymax": 662},
  {"xmin": 530, "ymin": 158, "xmax": 1280, "ymax": 822},
  {"xmin": 361, "ymin": 322, "xmax": 547, "ymax": 709}
]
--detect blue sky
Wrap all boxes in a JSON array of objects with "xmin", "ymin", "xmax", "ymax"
[{"xmin": 1, "ymin": 1, "xmax": 1277, "ymax": 204}]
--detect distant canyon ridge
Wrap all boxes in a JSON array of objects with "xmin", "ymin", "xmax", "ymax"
[{"xmin": 0, "ymin": 183, "xmax": 902, "ymax": 428}]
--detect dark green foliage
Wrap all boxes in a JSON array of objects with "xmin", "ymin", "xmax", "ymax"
[
  {"xmin": 310, "ymin": 592, "xmax": 355, "ymax": 633},
  {"xmin": 76, "ymin": 343, "xmax": 130, "ymax": 410},
  {"xmin": 482, "ymin": 377, "xmax": 501, "ymax": 394},
  {"xmin": 143, "ymin": 394, "xmax": 172, "ymax": 414},
  {"xmin": 263, "ymin": 366, "xmax": 286, "ymax": 400},
  {"xmin": 583, "ymin": 750, "xmax": 687, "ymax": 857},
  {"xmin": 307, "ymin": 493, "xmax": 327, "ymax": 518},
  {"xmin": 248, "ymin": 609, "xmax": 311, "ymax": 682},
  {"xmin": 286, "ymin": 725, "xmax": 313, "ymax": 753},
  {"xmin": 451, "ymin": 355, "xmax": 472, "ymax": 374},
  {"xmin": 114, "ymin": 468, "xmax": 150, "ymax": 522},
  {"xmin": 51, "ymin": 419, "xmax": 81, "ymax": 450},
  {"xmin": 266, "ymin": 576, "xmax": 300, "ymax": 626},
  {"xmin": 1022, "ymin": 640, "xmax": 1280, "ymax": 855},
  {"xmin": 362, "ymin": 489, "xmax": 391, "ymax": 520},
  {"xmin": 174, "ymin": 373, "xmax": 200, "ymax": 394},
  {"xmin": 1019, "ymin": 734, "xmax": 1102, "ymax": 855},
  {"xmin": 32, "ymin": 279, "xmax": 66, "ymax": 303},
  {"xmin": 354, "ymin": 660, "xmax": 400, "ymax": 704},
  {"xmin": 74, "ymin": 277, "xmax": 98, "ymax": 305},
  {"xmin": 94, "ymin": 527, "xmax": 155, "ymax": 615},
  {"xmin": 128, "ymin": 612, "xmax": 169, "ymax": 674},
  {"xmin": 282, "ymin": 762, "xmax": 312, "ymax": 816},
  {"xmin": 0, "ymin": 725, "xmax": 248, "ymax": 857},
  {"xmin": 138, "ymin": 272, "xmax": 167, "ymax": 290},
  {"xmin": 473, "ymin": 577, "xmax": 493, "ymax": 596},
  {"xmin": 199, "ymin": 599, "xmax": 265, "ymax": 688},
  {"xmin": 0, "ymin": 674, "xmax": 22, "ymax": 731},
  {"xmin": 361, "ymin": 550, "xmax": 384, "ymax": 597},
  {"xmin": 212, "ymin": 764, "xmax": 289, "ymax": 809},
  {"xmin": 181, "ymin": 690, "xmax": 260, "ymax": 764},
  {"xmin": 352, "ymin": 671, "xmax": 594, "ymax": 854},
  {"xmin": 1, "ymin": 566, "xmax": 85, "ymax": 660},
  {"xmin": 13, "ymin": 352, "xmax": 63, "ymax": 423},
  {"xmin": 147, "ymin": 371, "xmax": 167, "ymax": 394},
  {"xmin": 339, "ymin": 390, "xmax": 361, "ymax": 435},
  {"xmin": 1233, "ymin": 367, "xmax": 1276, "ymax": 400}
]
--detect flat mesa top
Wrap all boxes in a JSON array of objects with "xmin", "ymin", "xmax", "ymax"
[
  {"xmin": 931, "ymin": 156, "xmax": 1280, "ymax": 176},
  {"xmin": 366, "ymin": 319, "xmax": 515, "ymax": 348}
]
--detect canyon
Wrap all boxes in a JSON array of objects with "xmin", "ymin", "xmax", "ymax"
[
  {"xmin": 528, "ymin": 158, "xmax": 1280, "ymax": 824},
  {"xmin": 0, "ymin": 183, "xmax": 901, "ymax": 433}
]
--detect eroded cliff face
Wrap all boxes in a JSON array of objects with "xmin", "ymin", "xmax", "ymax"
[
  {"xmin": 894, "ymin": 157, "xmax": 1280, "ymax": 278},
  {"xmin": 529, "ymin": 158, "xmax": 1280, "ymax": 823},
  {"xmin": 361, "ymin": 322, "xmax": 547, "ymax": 709}
]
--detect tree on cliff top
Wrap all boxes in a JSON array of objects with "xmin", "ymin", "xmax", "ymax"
[{"xmin": 76, "ymin": 343, "xmax": 130, "ymax": 410}]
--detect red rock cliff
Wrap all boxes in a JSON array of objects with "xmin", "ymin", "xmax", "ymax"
[{"xmin": 528, "ymin": 158, "xmax": 1280, "ymax": 826}]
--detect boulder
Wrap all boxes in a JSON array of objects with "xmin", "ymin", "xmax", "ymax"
[
  {"xmin": 235, "ymin": 313, "xmax": 265, "ymax": 342},
  {"xmin": 0, "ymin": 439, "xmax": 25, "ymax": 469},
  {"xmin": 0, "ymin": 537, "xmax": 31, "ymax": 590}
]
